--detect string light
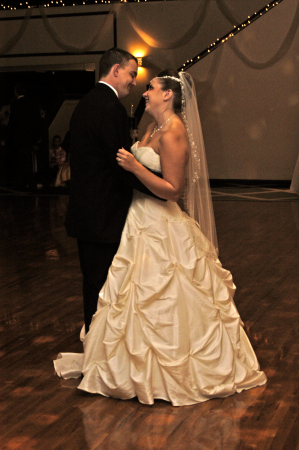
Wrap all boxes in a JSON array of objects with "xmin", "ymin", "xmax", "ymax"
[
  {"xmin": 0, "ymin": 0, "xmax": 164, "ymax": 8},
  {"xmin": 178, "ymin": 0, "xmax": 285, "ymax": 71},
  {"xmin": 0, "ymin": 0, "xmax": 285, "ymax": 11}
]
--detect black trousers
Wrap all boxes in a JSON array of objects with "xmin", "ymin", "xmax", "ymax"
[
  {"xmin": 17, "ymin": 146, "xmax": 36, "ymax": 189},
  {"xmin": 77, "ymin": 240, "xmax": 119, "ymax": 333}
]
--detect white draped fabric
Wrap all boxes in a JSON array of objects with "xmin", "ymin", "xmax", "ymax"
[
  {"xmin": 0, "ymin": 9, "xmax": 32, "ymax": 55},
  {"xmin": 1, "ymin": 0, "xmax": 297, "ymax": 71},
  {"xmin": 124, "ymin": 0, "xmax": 209, "ymax": 50},
  {"xmin": 229, "ymin": 0, "xmax": 299, "ymax": 70},
  {"xmin": 39, "ymin": 5, "xmax": 120, "ymax": 54},
  {"xmin": 290, "ymin": 153, "xmax": 299, "ymax": 195},
  {"xmin": 54, "ymin": 144, "xmax": 267, "ymax": 406}
]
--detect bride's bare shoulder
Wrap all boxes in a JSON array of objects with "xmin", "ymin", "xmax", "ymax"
[{"xmin": 160, "ymin": 123, "xmax": 189, "ymax": 162}]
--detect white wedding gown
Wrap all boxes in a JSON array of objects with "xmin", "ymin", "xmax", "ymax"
[{"xmin": 54, "ymin": 142, "xmax": 267, "ymax": 406}]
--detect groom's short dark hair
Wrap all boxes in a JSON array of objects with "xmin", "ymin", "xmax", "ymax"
[{"xmin": 99, "ymin": 48, "xmax": 137, "ymax": 79}]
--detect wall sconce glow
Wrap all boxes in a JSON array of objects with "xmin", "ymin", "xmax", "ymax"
[
  {"xmin": 132, "ymin": 49, "xmax": 146, "ymax": 68},
  {"xmin": 137, "ymin": 66, "xmax": 145, "ymax": 76}
]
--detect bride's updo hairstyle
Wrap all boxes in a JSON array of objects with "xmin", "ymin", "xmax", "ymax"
[{"xmin": 156, "ymin": 69, "xmax": 182, "ymax": 113}]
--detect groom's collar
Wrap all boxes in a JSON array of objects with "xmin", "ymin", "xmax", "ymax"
[{"xmin": 98, "ymin": 81, "xmax": 118, "ymax": 98}]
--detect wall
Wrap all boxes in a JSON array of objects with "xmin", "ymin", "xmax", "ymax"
[
  {"xmin": 0, "ymin": 0, "xmax": 298, "ymax": 180},
  {"xmin": 189, "ymin": 0, "xmax": 299, "ymax": 180}
]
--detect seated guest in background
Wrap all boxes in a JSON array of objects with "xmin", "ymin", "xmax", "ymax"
[
  {"xmin": 55, "ymin": 153, "xmax": 70, "ymax": 187},
  {"xmin": 49, "ymin": 135, "xmax": 66, "ymax": 186}
]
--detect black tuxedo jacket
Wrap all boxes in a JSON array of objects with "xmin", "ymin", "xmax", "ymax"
[{"xmin": 65, "ymin": 83, "xmax": 162, "ymax": 243}]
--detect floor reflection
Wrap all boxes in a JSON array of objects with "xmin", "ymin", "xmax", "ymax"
[
  {"xmin": 1, "ymin": 194, "xmax": 298, "ymax": 449},
  {"xmin": 78, "ymin": 386, "xmax": 266, "ymax": 450}
]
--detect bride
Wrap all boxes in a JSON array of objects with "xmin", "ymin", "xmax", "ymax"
[{"xmin": 54, "ymin": 69, "xmax": 266, "ymax": 406}]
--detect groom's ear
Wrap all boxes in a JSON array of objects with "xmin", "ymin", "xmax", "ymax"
[{"xmin": 112, "ymin": 64, "xmax": 120, "ymax": 78}]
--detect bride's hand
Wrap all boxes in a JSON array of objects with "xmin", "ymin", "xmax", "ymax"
[{"xmin": 116, "ymin": 148, "xmax": 139, "ymax": 172}]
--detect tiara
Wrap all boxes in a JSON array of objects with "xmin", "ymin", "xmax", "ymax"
[{"xmin": 153, "ymin": 75, "xmax": 183, "ymax": 84}]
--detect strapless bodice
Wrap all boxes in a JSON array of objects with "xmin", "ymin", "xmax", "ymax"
[{"xmin": 131, "ymin": 141, "xmax": 162, "ymax": 173}]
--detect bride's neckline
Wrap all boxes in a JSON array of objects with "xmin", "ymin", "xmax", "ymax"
[{"xmin": 135, "ymin": 141, "xmax": 159, "ymax": 155}]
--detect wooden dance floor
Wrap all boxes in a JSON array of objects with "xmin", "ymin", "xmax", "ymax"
[{"xmin": 0, "ymin": 189, "xmax": 298, "ymax": 449}]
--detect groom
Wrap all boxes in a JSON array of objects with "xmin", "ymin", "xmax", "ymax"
[{"xmin": 65, "ymin": 48, "xmax": 162, "ymax": 333}]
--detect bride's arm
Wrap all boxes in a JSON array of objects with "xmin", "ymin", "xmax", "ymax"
[{"xmin": 117, "ymin": 131, "xmax": 188, "ymax": 202}]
